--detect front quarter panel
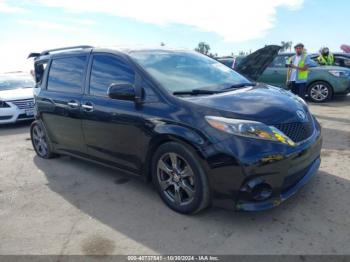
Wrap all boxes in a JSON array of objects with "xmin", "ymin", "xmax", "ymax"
[{"xmin": 308, "ymin": 68, "xmax": 350, "ymax": 93}]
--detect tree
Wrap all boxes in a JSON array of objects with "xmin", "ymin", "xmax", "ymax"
[
  {"xmin": 281, "ymin": 41, "xmax": 293, "ymax": 52},
  {"xmin": 195, "ymin": 42, "xmax": 211, "ymax": 55}
]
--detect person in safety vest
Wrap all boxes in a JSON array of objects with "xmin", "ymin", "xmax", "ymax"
[
  {"xmin": 286, "ymin": 43, "xmax": 312, "ymax": 99},
  {"xmin": 317, "ymin": 47, "xmax": 334, "ymax": 65}
]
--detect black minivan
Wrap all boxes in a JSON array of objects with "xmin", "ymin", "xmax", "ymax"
[{"xmin": 29, "ymin": 45, "xmax": 322, "ymax": 214}]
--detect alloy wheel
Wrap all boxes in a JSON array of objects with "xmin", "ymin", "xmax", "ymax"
[
  {"xmin": 310, "ymin": 84, "xmax": 329, "ymax": 102},
  {"xmin": 32, "ymin": 124, "xmax": 49, "ymax": 157},
  {"xmin": 156, "ymin": 153, "xmax": 195, "ymax": 206}
]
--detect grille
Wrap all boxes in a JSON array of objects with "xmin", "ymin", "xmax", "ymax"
[
  {"xmin": 9, "ymin": 99, "xmax": 35, "ymax": 110},
  {"xmin": 273, "ymin": 121, "xmax": 313, "ymax": 143}
]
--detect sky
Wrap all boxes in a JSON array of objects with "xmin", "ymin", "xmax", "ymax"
[{"xmin": 0, "ymin": 0, "xmax": 349, "ymax": 72}]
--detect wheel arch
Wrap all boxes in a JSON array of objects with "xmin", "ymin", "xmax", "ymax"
[
  {"xmin": 307, "ymin": 79, "xmax": 334, "ymax": 95},
  {"xmin": 143, "ymin": 133, "xmax": 209, "ymax": 182}
]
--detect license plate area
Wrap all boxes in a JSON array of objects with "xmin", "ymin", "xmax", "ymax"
[{"xmin": 25, "ymin": 108, "xmax": 34, "ymax": 116}]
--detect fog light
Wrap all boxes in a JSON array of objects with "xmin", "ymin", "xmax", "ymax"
[{"xmin": 251, "ymin": 183, "xmax": 273, "ymax": 201}]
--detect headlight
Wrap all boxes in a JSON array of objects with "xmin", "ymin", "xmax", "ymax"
[
  {"xmin": 328, "ymin": 70, "xmax": 350, "ymax": 78},
  {"xmin": 0, "ymin": 100, "xmax": 10, "ymax": 108},
  {"xmin": 205, "ymin": 116, "xmax": 295, "ymax": 146}
]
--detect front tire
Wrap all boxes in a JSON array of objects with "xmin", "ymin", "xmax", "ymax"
[
  {"xmin": 152, "ymin": 142, "xmax": 210, "ymax": 214},
  {"xmin": 308, "ymin": 81, "xmax": 333, "ymax": 103},
  {"xmin": 30, "ymin": 121, "xmax": 57, "ymax": 159}
]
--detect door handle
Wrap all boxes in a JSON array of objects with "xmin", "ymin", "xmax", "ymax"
[
  {"xmin": 82, "ymin": 102, "xmax": 94, "ymax": 112},
  {"xmin": 67, "ymin": 101, "xmax": 79, "ymax": 108}
]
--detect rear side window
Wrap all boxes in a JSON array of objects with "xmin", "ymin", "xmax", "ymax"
[
  {"xmin": 334, "ymin": 57, "xmax": 350, "ymax": 68},
  {"xmin": 34, "ymin": 61, "xmax": 48, "ymax": 87},
  {"xmin": 47, "ymin": 56, "xmax": 86, "ymax": 93},
  {"xmin": 89, "ymin": 55, "xmax": 135, "ymax": 97},
  {"xmin": 271, "ymin": 56, "xmax": 290, "ymax": 67}
]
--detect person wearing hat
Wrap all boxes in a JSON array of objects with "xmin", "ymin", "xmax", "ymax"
[
  {"xmin": 286, "ymin": 43, "xmax": 312, "ymax": 99},
  {"xmin": 317, "ymin": 47, "xmax": 334, "ymax": 66}
]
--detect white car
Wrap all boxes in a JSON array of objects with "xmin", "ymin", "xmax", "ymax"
[{"xmin": 0, "ymin": 73, "xmax": 35, "ymax": 124}]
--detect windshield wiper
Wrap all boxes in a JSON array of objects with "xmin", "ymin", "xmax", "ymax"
[
  {"xmin": 173, "ymin": 89, "xmax": 219, "ymax": 95},
  {"xmin": 173, "ymin": 83, "xmax": 255, "ymax": 96},
  {"xmin": 220, "ymin": 82, "xmax": 255, "ymax": 92}
]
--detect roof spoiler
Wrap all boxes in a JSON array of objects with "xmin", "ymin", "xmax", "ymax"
[
  {"xmin": 27, "ymin": 53, "xmax": 41, "ymax": 59},
  {"xmin": 27, "ymin": 45, "xmax": 93, "ymax": 59}
]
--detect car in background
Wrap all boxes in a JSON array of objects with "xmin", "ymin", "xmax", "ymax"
[
  {"xmin": 227, "ymin": 53, "xmax": 350, "ymax": 103},
  {"xmin": 310, "ymin": 53, "xmax": 350, "ymax": 69},
  {"xmin": 0, "ymin": 73, "xmax": 35, "ymax": 124},
  {"xmin": 216, "ymin": 56, "xmax": 235, "ymax": 68},
  {"xmin": 258, "ymin": 53, "xmax": 350, "ymax": 102},
  {"xmin": 217, "ymin": 56, "xmax": 240, "ymax": 69}
]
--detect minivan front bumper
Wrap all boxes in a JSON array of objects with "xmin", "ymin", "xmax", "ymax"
[
  {"xmin": 204, "ymin": 121, "xmax": 322, "ymax": 211},
  {"xmin": 235, "ymin": 157, "xmax": 320, "ymax": 211}
]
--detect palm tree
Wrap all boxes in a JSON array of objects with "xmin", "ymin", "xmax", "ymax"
[
  {"xmin": 195, "ymin": 42, "xmax": 211, "ymax": 55},
  {"xmin": 281, "ymin": 41, "xmax": 293, "ymax": 52}
]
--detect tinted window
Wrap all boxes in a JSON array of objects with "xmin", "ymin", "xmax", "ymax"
[
  {"xmin": 271, "ymin": 55, "xmax": 290, "ymax": 67},
  {"xmin": 89, "ymin": 55, "xmax": 135, "ymax": 97},
  {"xmin": 34, "ymin": 61, "xmax": 48, "ymax": 85},
  {"xmin": 334, "ymin": 56, "xmax": 350, "ymax": 68},
  {"xmin": 130, "ymin": 51, "xmax": 250, "ymax": 93},
  {"xmin": 47, "ymin": 56, "xmax": 86, "ymax": 93},
  {"xmin": 218, "ymin": 58, "xmax": 233, "ymax": 68}
]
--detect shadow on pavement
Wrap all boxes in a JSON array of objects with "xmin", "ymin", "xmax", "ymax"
[
  {"xmin": 308, "ymin": 94, "xmax": 350, "ymax": 108},
  {"xmin": 33, "ymin": 154, "xmax": 350, "ymax": 254},
  {"xmin": 0, "ymin": 120, "xmax": 32, "ymax": 136}
]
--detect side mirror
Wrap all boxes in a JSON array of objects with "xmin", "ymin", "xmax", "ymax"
[{"xmin": 107, "ymin": 83, "xmax": 136, "ymax": 101}]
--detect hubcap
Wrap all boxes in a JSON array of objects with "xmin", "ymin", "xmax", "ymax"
[
  {"xmin": 32, "ymin": 125, "xmax": 48, "ymax": 156},
  {"xmin": 310, "ymin": 84, "xmax": 329, "ymax": 101},
  {"xmin": 157, "ymin": 153, "xmax": 195, "ymax": 206}
]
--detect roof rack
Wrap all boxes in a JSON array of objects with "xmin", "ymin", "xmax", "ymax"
[{"xmin": 27, "ymin": 45, "xmax": 93, "ymax": 59}]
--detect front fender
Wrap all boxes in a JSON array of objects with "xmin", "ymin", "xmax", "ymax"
[
  {"xmin": 153, "ymin": 123, "xmax": 208, "ymax": 148},
  {"xmin": 141, "ymin": 122, "xmax": 213, "ymax": 181}
]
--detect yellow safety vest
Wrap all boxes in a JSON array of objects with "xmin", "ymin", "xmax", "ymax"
[
  {"xmin": 317, "ymin": 53, "xmax": 334, "ymax": 65},
  {"xmin": 288, "ymin": 55, "xmax": 308, "ymax": 82}
]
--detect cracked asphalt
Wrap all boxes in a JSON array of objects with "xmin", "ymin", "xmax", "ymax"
[{"xmin": 0, "ymin": 96, "xmax": 349, "ymax": 255}]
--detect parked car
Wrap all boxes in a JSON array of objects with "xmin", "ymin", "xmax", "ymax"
[
  {"xmin": 29, "ymin": 45, "xmax": 322, "ymax": 214},
  {"xmin": 216, "ymin": 56, "xmax": 235, "ymax": 68},
  {"xmin": 0, "ymin": 73, "xmax": 35, "ymax": 124},
  {"xmin": 228, "ymin": 53, "xmax": 350, "ymax": 103},
  {"xmin": 310, "ymin": 53, "xmax": 350, "ymax": 69}
]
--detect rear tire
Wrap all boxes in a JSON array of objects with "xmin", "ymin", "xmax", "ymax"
[
  {"xmin": 152, "ymin": 142, "xmax": 211, "ymax": 214},
  {"xmin": 308, "ymin": 81, "xmax": 333, "ymax": 103},
  {"xmin": 30, "ymin": 120, "xmax": 57, "ymax": 159}
]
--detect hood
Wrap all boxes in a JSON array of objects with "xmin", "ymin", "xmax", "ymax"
[
  {"xmin": 0, "ymin": 88, "xmax": 34, "ymax": 101},
  {"xmin": 182, "ymin": 84, "xmax": 308, "ymax": 125},
  {"xmin": 235, "ymin": 45, "xmax": 281, "ymax": 81}
]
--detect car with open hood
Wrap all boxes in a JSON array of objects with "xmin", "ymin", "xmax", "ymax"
[
  {"xmin": 29, "ymin": 45, "xmax": 322, "ymax": 214},
  {"xmin": 0, "ymin": 73, "xmax": 35, "ymax": 124},
  {"xmin": 229, "ymin": 52, "xmax": 350, "ymax": 103}
]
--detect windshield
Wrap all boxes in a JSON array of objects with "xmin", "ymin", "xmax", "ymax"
[
  {"xmin": 0, "ymin": 76, "xmax": 35, "ymax": 91},
  {"xmin": 130, "ymin": 50, "xmax": 252, "ymax": 93}
]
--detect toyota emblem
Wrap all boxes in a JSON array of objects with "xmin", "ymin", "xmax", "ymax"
[{"xmin": 296, "ymin": 110, "xmax": 306, "ymax": 121}]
